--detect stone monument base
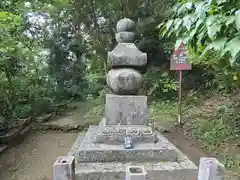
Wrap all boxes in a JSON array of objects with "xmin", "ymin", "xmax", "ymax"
[
  {"xmin": 68, "ymin": 126, "xmax": 198, "ymax": 180},
  {"xmin": 69, "ymin": 126, "xmax": 177, "ymax": 162},
  {"xmin": 74, "ymin": 161, "xmax": 197, "ymax": 180}
]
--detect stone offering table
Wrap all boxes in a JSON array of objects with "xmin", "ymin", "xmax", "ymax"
[{"xmin": 68, "ymin": 18, "xmax": 198, "ymax": 180}]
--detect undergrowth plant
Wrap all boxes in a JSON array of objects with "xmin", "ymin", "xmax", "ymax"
[{"xmin": 143, "ymin": 68, "xmax": 178, "ymax": 99}]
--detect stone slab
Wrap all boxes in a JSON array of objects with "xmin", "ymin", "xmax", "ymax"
[
  {"xmin": 94, "ymin": 118, "xmax": 156, "ymax": 144},
  {"xmin": 69, "ymin": 126, "xmax": 181, "ymax": 163},
  {"xmin": 74, "ymin": 161, "xmax": 198, "ymax": 180},
  {"xmin": 105, "ymin": 94, "xmax": 148, "ymax": 125}
]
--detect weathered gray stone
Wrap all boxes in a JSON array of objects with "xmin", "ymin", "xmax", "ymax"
[
  {"xmin": 116, "ymin": 18, "xmax": 135, "ymax": 33},
  {"xmin": 116, "ymin": 32, "xmax": 135, "ymax": 43},
  {"xmin": 74, "ymin": 161, "xmax": 198, "ymax": 180},
  {"xmin": 105, "ymin": 94, "xmax": 148, "ymax": 125},
  {"xmin": 69, "ymin": 126, "xmax": 180, "ymax": 163},
  {"xmin": 107, "ymin": 69, "xmax": 142, "ymax": 94},
  {"xmin": 126, "ymin": 166, "xmax": 147, "ymax": 180},
  {"xmin": 53, "ymin": 156, "xmax": 75, "ymax": 180},
  {"xmin": 197, "ymin": 157, "xmax": 224, "ymax": 180},
  {"xmin": 107, "ymin": 43, "xmax": 147, "ymax": 67},
  {"xmin": 94, "ymin": 119, "xmax": 156, "ymax": 144}
]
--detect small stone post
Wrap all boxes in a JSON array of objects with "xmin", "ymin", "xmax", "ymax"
[
  {"xmin": 125, "ymin": 166, "xmax": 147, "ymax": 180},
  {"xmin": 197, "ymin": 157, "xmax": 224, "ymax": 180},
  {"xmin": 53, "ymin": 156, "xmax": 75, "ymax": 180}
]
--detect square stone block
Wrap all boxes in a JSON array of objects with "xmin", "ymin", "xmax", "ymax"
[
  {"xmin": 53, "ymin": 156, "xmax": 75, "ymax": 180},
  {"xmin": 126, "ymin": 166, "xmax": 147, "ymax": 180},
  {"xmin": 105, "ymin": 94, "xmax": 148, "ymax": 125}
]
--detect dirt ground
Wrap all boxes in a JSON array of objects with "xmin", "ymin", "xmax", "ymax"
[
  {"xmin": 0, "ymin": 123, "xmax": 235, "ymax": 180},
  {"xmin": 164, "ymin": 129, "xmax": 208, "ymax": 166},
  {"xmin": 0, "ymin": 132, "xmax": 79, "ymax": 180},
  {"xmin": 0, "ymin": 129, "xmax": 209, "ymax": 180}
]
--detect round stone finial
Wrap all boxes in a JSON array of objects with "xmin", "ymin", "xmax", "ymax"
[{"xmin": 116, "ymin": 18, "xmax": 135, "ymax": 32}]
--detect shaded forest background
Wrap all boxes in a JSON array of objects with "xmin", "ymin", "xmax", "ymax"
[{"xmin": 0, "ymin": 0, "xmax": 240, "ymax": 172}]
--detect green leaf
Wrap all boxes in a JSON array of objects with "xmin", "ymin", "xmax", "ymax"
[
  {"xmin": 213, "ymin": 38, "xmax": 228, "ymax": 51},
  {"xmin": 206, "ymin": 16, "xmax": 222, "ymax": 39},
  {"xmin": 177, "ymin": 4, "xmax": 187, "ymax": 15},
  {"xmin": 207, "ymin": 24, "xmax": 221, "ymax": 39},
  {"xmin": 190, "ymin": 19, "xmax": 204, "ymax": 37},
  {"xmin": 206, "ymin": 16, "xmax": 215, "ymax": 27},
  {"xmin": 226, "ymin": 16, "xmax": 235, "ymax": 26},
  {"xmin": 216, "ymin": 0, "xmax": 228, "ymax": 5},
  {"xmin": 207, "ymin": 0, "xmax": 213, "ymax": 5},
  {"xmin": 225, "ymin": 37, "xmax": 240, "ymax": 64},
  {"xmin": 195, "ymin": 2, "xmax": 205, "ymax": 15},
  {"xmin": 173, "ymin": 3, "xmax": 181, "ymax": 13},
  {"xmin": 183, "ymin": 15, "xmax": 192, "ymax": 31},
  {"xmin": 166, "ymin": 19, "xmax": 173, "ymax": 31},
  {"xmin": 0, "ymin": 12, "xmax": 9, "ymax": 20},
  {"xmin": 201, "ymin": 38, "xmax": 228, "ymax": 57},
  {"xmin": 185, "ymin": 2, "xmax": 193, "ymax": 9},
  {"xmin": 235, "ymin": 13, "xmax": 240, "ymax": 30},
  {"xmin": 190, "ymin": 27, "xmax": 197, "ymax": 37},
  {"xmin": 201, "ymin": 43, "xmax": 213, "ymax": 57},
  {"xmin": 195, "ymin": 2, "xmax": 208, "ymax": 18},
  {"xmin": 197, "ymin": 28, "xmax": 207, "ymax": 46},
  {"xmin": 174, "ymin": 18, "xmax": 183, "ymax": 34}
]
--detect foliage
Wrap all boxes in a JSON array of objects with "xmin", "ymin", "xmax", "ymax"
[
  {"xmin": 143, "ymin": 69, "xmax": 178, "ymax": 98},
  {"xmin": 0, "ymin": 0, "xmax": 175, "ymax": 132},
  {"xmin": 190, "ymin": 106, "xmax": 240, "ymax": 170},
  {"xmin": 149, "ymin": 100, "xmax": 177, "ymax": 130},
  {"xmin": 158, "ymin": 0, "xmax": 240, "ymax": 91},
  {"xmin": 159, "ymin": 0, "xmax": 240, "ymax": 66}
]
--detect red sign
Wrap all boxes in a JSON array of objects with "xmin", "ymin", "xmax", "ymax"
[{"xmin": 170, "ymin": 42, "xmax": 192, "ymax": 71}]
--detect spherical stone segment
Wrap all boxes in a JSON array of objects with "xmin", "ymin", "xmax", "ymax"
[
  {"xmin": 116, "ymin": 32, "xmax": 135, "ymax": 43},
  {"xmin": 116, "ymin": 18, "xmax": 135, "ymax": 33},
  {"xmin": 107, "ymin": 68, "xmax": 142, "ymax": 95}
]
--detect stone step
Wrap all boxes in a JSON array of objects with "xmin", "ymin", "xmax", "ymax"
[
  {"xmin": 70, "ymin": 126, "xmax": 179, "ymax": 163},
  {"xmin": 77, "ymin": 148, "xmax": 177, "ymax": 163},
  {"xmin": 75, "ymin": 161, "xmax": 198, "ymax": 180}
]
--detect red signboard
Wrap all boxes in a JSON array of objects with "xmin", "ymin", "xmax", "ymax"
[{"xmin": 170, "ymin": 42, "xmax": 192, "ymax": 71}]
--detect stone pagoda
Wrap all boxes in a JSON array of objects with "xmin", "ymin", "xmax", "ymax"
[{"xmin": 68, "ymin": 18, "xmax": 198, "ymax": 180}]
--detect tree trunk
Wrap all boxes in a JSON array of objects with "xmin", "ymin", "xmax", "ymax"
[{"xmin": 4, "ymin": 66, "xmax": 16, "ymax": 118}]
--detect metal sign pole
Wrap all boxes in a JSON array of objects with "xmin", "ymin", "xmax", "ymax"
[
  {"xmin": 178, "ymin": 70, "xmax": 182, "ymax": 125},
  {"xmin": 170, "ymin": 42, "xmax": 191, "ymax": 126}
]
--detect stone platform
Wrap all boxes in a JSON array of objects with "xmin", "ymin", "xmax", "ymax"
[
  {"xmin": 68, "ymin": 126, "xmax": 198, "ymax": 180},
  {"xmin": 69, "ymin": 126, "xmax": 178, "ymax": 163},
  {"xmin": 74, "ymin": 161, "xmax": 197, "ymax": 180},
  {"xmin": 94, "ymin": 118, "xmax": 156, "ymax": 144}
]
